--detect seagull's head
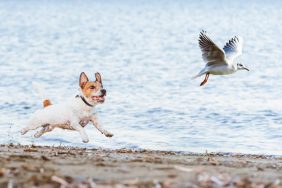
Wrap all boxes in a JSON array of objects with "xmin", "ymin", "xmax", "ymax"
[{"xmin": 237, "ymin": 63, "xmax": 249, "ymax": 71}]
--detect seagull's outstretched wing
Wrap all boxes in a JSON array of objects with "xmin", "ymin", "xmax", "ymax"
[
  {"xmin": 199, "ymin": 31, "xmax": 226, "ymax": 66},
  {"xmin": 223, "ymin": 36, "xmax": 243, "ymax": 62}
]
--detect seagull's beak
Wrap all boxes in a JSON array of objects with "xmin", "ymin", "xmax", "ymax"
[{"xmin": 244, "ymin": 67, "xmax": 249, "ymax": 71}]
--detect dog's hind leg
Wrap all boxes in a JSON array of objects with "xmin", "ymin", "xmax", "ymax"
[
  {"xmin": 21, "ymin": 124, "xmax": 43, "ymax": 135},
  {"xmin": 21, "ymin": 128, "xmax": 29, "ymax": 135},
  {"xmin": 34, "ymin": 124, "xmax": 54, "ymax": 138},
  {"xmin": 21, "ymin": 118, "xmax": 47, "ymax": 135}
]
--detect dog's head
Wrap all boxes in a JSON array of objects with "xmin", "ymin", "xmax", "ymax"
[{"xmin": 79, "ymin": 72, "xmax": 106, "ymax": 105}]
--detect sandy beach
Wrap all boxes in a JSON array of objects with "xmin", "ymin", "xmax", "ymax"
[{"xmin": 0, "ymin": 144, "xmax": 281, "ymax": 188}]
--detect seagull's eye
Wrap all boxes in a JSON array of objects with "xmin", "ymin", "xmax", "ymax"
[{"xmin": 89, "ymin": 86, "xmax": 95, "ymax": 89}]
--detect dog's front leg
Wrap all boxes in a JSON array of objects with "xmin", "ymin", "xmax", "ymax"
[
  {"xmin": 90, "ymin": 115, "xmax": 113, "ymax": 137},
  {"xmin": 72, "ymin": 123, "xmax": 89, "ymax": 143}
]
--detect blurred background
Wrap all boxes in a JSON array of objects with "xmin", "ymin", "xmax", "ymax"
[{"xmin": 0, "ymin": 0, "xmax": 281, "ymax": 155}]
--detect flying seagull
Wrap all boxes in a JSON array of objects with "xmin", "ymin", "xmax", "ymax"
[{"xmin": 193, "ymin": 31, "xmax": 249, "ymax": 86}]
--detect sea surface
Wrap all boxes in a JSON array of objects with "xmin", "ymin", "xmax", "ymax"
[{"xmin": 0, "ymin": 0, "xmax": 281, "ymax": 155}]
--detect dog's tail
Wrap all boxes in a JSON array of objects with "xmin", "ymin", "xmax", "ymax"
[{"xmin": 32, "ymin": 82, "xmax": 52, "ymax": 108}]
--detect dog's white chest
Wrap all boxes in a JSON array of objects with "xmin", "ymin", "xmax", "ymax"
[
  {"xmin": 77, "ymin": 108, "xmax": 92, "ymax": 119},
  {"xmin": 76, "ymin": 108, "xmax": 93, "ymax": 127}
]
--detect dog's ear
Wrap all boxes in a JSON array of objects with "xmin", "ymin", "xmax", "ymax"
[
  {"xmin": 95, "ymin": 72, "xmax": 102, "ymax": 84},
  {"xmin": 79, "ymin": 72, "xmax": 89, "ymax": 88}
]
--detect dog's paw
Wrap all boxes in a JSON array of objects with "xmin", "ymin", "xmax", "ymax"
[
  {"xmin": 103, "ymin": 131, "xmax": 113, "ymax": 137},
  {"xmin": 34, "ymin": 132, "xmax": 42, "ymax": 138},
  {"xmin": 20, "ymin": 129, "xmax": 28, "ymax": 135},
  {"xmin": 82, "ymin": 139, "xmax": 89, "ymax": 143}
]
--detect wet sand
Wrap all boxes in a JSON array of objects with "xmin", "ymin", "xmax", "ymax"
[{"xmin": 0, "ymin": 144, "xmax": 281, "ymax": 188}]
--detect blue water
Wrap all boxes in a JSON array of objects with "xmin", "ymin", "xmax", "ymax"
[{"xmin": 0, "ymin": 0, "xmax": 281, "ymax": 155}]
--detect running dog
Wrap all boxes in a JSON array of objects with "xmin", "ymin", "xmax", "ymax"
[{"xmin": 21, "ymin": 72, "xmax": 113, "ymax": 143}]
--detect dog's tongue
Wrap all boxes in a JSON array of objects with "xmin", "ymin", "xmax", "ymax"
[{"xmin": 92, "ymin": 96, "xmax": 104, "ymax": 100}]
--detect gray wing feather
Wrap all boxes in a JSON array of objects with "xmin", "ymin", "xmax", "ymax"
[
  {"xmin": 223, "ymin": 36, "xmax": 243, "ymax": 62},
  {"xmin": 199, "ymin": 31, "xmax": 226, "ymax": 66}
]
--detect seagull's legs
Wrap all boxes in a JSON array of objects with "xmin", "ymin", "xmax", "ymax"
[{"xmin": 200, "ymin": 73, "xmax": 210, "ymax": 86}]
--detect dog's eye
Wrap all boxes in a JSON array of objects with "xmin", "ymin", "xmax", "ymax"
[{"xmin": 89, "ymin": 86, "xmax": 95, "ymax": 89}]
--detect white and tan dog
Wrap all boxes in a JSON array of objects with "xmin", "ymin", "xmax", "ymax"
[{"xmin": 21, "ymin": 72, "xmax": 113, "ymax": 143}]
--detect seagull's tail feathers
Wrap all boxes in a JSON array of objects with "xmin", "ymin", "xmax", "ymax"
[
  {"xmin": 32, "ymin": 82, "xmax": 52, "ymax": 108},
  {"xmin": 191, "ymin": 70, "xmax": 206, "ymax": 80},
  {"xmin": 191, "ymin": 74, "xmax": 201, "ymax": 80}
]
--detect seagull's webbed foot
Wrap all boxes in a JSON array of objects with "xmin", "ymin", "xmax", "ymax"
[{"xmin": 200, "ymin": 73, "xmax": 210, "ymax": 86}]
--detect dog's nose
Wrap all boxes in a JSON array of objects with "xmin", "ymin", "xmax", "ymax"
[{"xmin": 101, "ymin": 89, "xmax": 106, "ymax": 95}]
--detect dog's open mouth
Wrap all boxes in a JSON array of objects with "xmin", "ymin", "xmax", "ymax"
[{"xmin": 91, "ymin": 94, "xmax": 105, "ymax": 103}]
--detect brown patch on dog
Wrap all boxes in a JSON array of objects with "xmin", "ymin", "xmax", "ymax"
[
  {"xmin": 79, "ymin": 72, "xmax": 89, "ymax": 89},
  {"xmin": 81, "ymin": 81, "xmax": 103, "ymax": 97},
  {"xmin": 79, "ymin": 72, "xmax": 103, "ymax": 98},
  {"xmin": 43, "ymin": 99, "xmax": 52, "ymax": 108}
]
